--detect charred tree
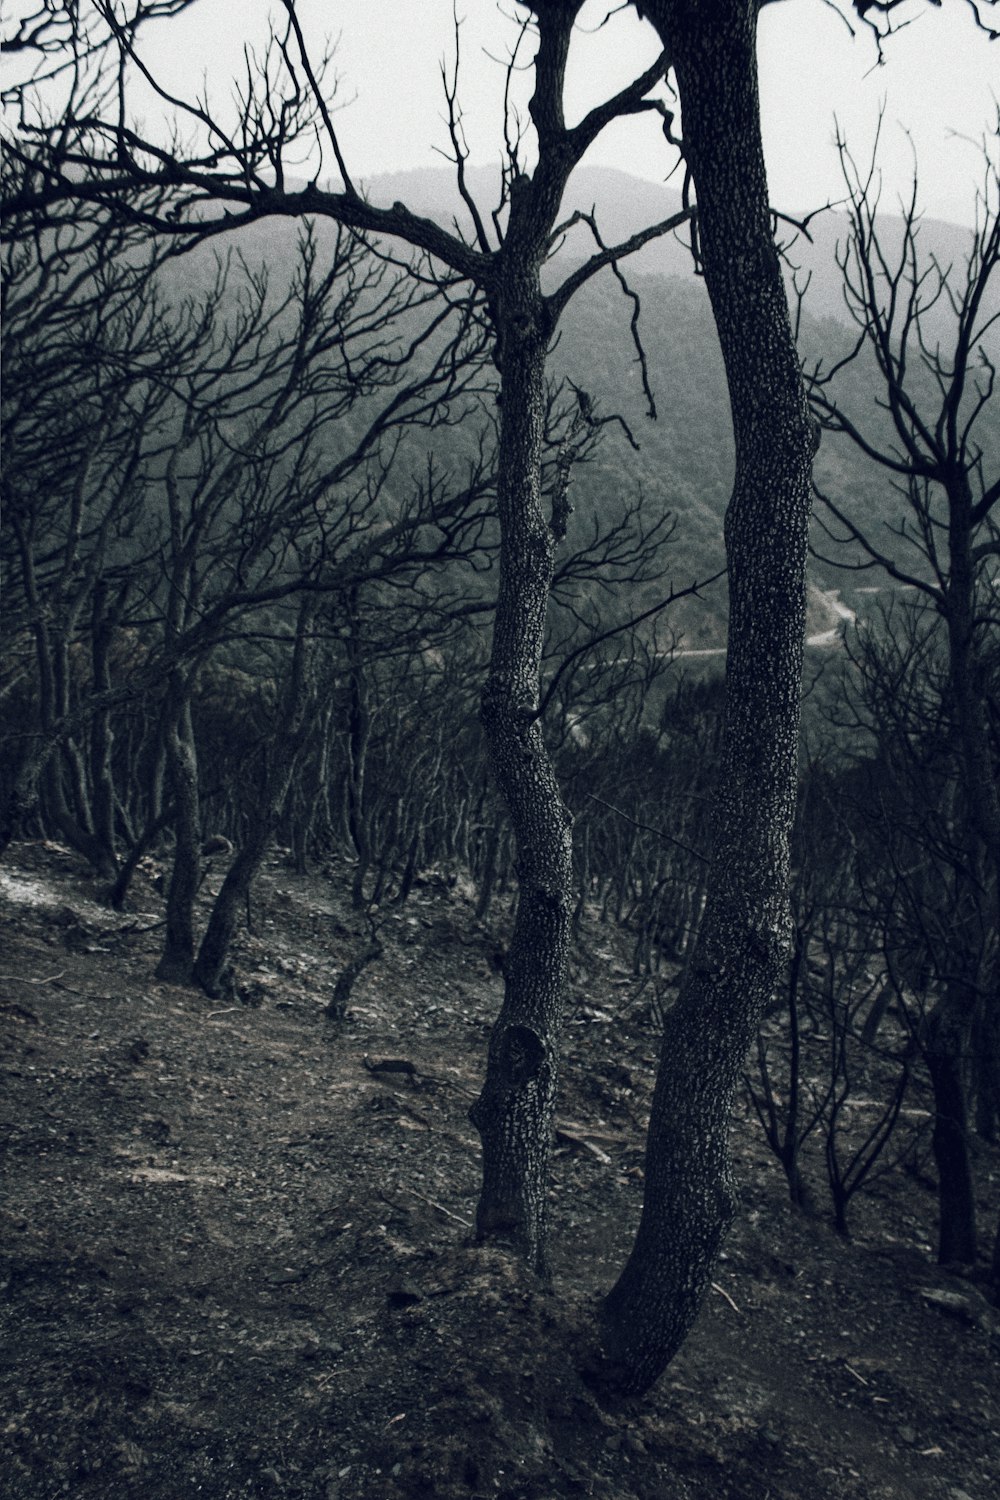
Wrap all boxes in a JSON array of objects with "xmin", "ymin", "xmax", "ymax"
[
  {"xmin": 597, "ymin": 0, "xmax": 818, "ymax": 1394},
  {"xmin": 806, "ymin": 122, "xmax": 999, "ymax": 1267},
  {"xmin": 192, "ymin": 598, "xmax": 317, "ymax": 997}
]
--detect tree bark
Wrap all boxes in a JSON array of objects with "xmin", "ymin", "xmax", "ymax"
[
  {"xmin": 88, "ymin": 582, "xmax": 119, "ymax": 876},
  {"xmin": 945, "ymin": 477, "xmax": 1000, "ymax": 1155},
  {"xmin": 344, "ymin": 593, "xmax": 373, "ymax": 909},
  {"xmin": 598, "ymin": 0, "xmax": 817, "ymax": 1393},
  {"xmin": 468, "ymin": 252, "xmax": 574, "ymax": 1276},
  {"xmin": 467, "ymin": 1, "xmax": 663, "ymax": 1274},
  {"xmin": 0, "ymin": 739, "xmax": 49, "ymax": 857},
  {"xmin": 0, "ymin": 0, "xmax": 693, "ymax": 1277}
]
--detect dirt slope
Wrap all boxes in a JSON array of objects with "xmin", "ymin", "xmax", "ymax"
[{"xmin": 1, "ymin": 840, "xmax": 998, "ymax": 1500}]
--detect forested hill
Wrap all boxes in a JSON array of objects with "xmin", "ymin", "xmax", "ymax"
[
  {"xmin": 359, "ymin": 166, "xmax": 975, "ymax": 646},
  {"xmin": 132, "ymin": 164, "xmax": 983, "ymax": 651},
  {"xmin": 363, "ymin": 162, "xmax": 977, "ymax": 335},
  {"xmin": 208, "ymin": 163, "xmax": 970, "ymax": 650}
]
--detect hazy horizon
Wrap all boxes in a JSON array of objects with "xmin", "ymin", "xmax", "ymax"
[{"xmin": 116, "ymin": 0, "xmax": 998, "ymax": 231}]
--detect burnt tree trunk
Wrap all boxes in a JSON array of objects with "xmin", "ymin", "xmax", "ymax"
[
  {"xmin": 469, "ymin": 283, "xmax": 574, "ymax": 1273},
  {"xmin": 458, "ymin": 0, "xmax": 691, "ymax": 1272},
  {"xmin": 88, "ymin": 581, "xmax": 119, "ymax": 876},
  {"xmin": 467, "ymin": 7, "xmax": 638, "ymax": 1274},
  {"xmin": 598, "ymin": 0, "xmax": 818, "ymax": 1393},
  {"xmin": 925, "ymin": 995, "xmax": 977, "ymax": 1265},
  {"xmin": 945, "ymin": 480, "xmax": 1000, "ymax": 1153},
  {"xmin": 0, "ymin": 738, "xmax": 50, "ymax": 857},
  {"xmin": 155, "ymin": 675, "xmax": 201, "ymax": 985},
  {"xmin": 343, "ymin": 589, "xmax": 374, "ymax": 909},
  {"xmin": 193, "ymin": 600, "xmax": 316, "ymax": 997}
]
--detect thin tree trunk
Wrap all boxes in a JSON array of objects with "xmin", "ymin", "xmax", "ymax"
[
  {"xmin": 0, "ymin": 737, "xmax": 50, "ymax": 857},
  {"xmin": 925, "ymin": 996, "xmax": 977, "ymax": 1264},
  {"xmin": 85, "ymin": 583, "xmax": 124, "ymax": 883},
  {"xmin": 107, "ymin": 802, "xmax": 175, "ymax": 911},
  {"xmin": 155, "ymin": 679, "xmax": 201, "ymax": 984},
  {"xmin": 598, "ymin": 0, "xmax": 817, "ymax": 1393},
  {"xmin": 464, "ymin": 6, "xmax": 632, "ymax": 1274},
  {"xmin": 341, "ymin": 589, "xmax": 373, "ymax": 908},
  {"xmin": 194, "ymin": 599, "xmax": 316, "ymax": 996}
]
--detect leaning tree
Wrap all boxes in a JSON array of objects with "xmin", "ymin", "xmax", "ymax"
[{"xmin": 595, "ymin": 0, "xmax": 997, "ymax": 1393}]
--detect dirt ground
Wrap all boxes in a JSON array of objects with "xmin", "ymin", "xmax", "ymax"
[{"xmin": 1, "ymin": 838, "xmax": 998, "ymax": 1500}]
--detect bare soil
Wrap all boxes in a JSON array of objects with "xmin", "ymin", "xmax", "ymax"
[{"xmin": 1, "ymin": 839, "xmax": 998, "ymax": 1500}]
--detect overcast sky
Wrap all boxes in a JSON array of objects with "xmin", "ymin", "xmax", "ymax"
[{"xmin": 49, "ymin": 0, "xmax": 1000, "ymax": 227}]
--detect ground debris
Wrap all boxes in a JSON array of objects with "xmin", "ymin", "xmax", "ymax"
[{"xmin": 0, "ymin": 839, "xmax": 997, "ymax": 1500}]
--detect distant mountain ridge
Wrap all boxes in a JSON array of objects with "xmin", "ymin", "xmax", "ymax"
[{"xmin": 360, "ymin": 163, "xmax": 978, "ymax": 334}]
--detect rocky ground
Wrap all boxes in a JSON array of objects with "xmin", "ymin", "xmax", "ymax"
[{"xmin": 1, "ymin": 838, "xmax": 998, "ymax": 1500}]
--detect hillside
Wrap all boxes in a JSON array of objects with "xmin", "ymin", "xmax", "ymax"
[
  {"xmin": 157, "ymin": 164, "xmax": 981, "ymax": 653},
  {"xmin": 361, "ymin": 165, "xmax": 979, "ymax": 336},
  {"xmin": 2, "ymin": 839, "xmax": 998, "ymax": 1500}
]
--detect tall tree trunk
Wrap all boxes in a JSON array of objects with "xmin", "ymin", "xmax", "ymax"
[
  {"xmin": 469, "ymin": 285, "xmax": 574, "ymax": 1275},
  {"xmin": 465, "ymin": 5, "xmax": 621, "ymax": 1275},
  {"xmin": 598, "ymin": 0, "xmax": 817, "ymax": 1394},
  {"xmin": 946, "ymin": 487, "xmax": 1000, "ymax": 1147}
]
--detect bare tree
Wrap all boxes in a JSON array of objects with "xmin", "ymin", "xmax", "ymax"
[
  {"xmin": 805, "ymin": 124, "xmax": 999, "ymax": 1265},
  {"xmin": 1, "ymin": 0, "xmax": 697, "ymax": 1272},
  {"xmin": 3, "ymin": 135, "xmax": 495, "ymax": 990},
  {"xmin": 1, "ymin": 163, "xmax": 182, "ymax": 867},
  {"xmin": 593, "ymin": 0, "xmax": 819, "ymax": 1394},
  {"xmin": 593, "ymin": 0, "xmax": 997, "ymax": 1395},
  {"xmin": 142, "ymin": 228, "xmax": 490, "ymax": 984},
  {"xmin": 5, "ymin": 0, "xmax": 989, "ymax": 1386}
]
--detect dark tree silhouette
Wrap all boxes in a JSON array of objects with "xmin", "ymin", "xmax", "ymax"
[{"xmin": 1, "ymin": 165, "xmax": 181, "ymax": 868}]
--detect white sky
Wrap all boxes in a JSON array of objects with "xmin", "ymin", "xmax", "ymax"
[{"xmin": 10, "ymin": 1, "xmax": 999, "ymax": 226}]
